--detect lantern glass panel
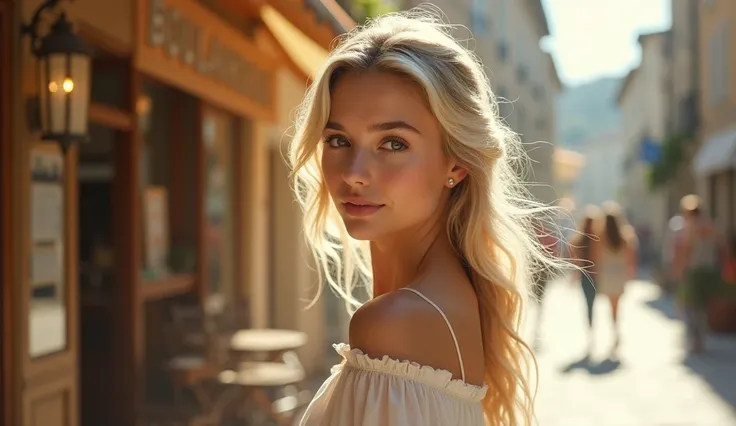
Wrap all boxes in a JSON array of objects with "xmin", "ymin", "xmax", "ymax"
[
  {"xmin": 47, "ymin": 52, "xmax": 68, "ymax": 135},
  {"xmin": 69, "ymin": 53, "xmax": 90, "ymax": 135}
]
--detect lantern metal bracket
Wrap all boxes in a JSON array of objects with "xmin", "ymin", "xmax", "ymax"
[{"xmin": 20, "ymin": 0, "xmax": 63, "ymax": 57}]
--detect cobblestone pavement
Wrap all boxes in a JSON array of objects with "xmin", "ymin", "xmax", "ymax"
[{"xmin": 526, "ymin": 278, "xmax": 736, "ymax": 426}]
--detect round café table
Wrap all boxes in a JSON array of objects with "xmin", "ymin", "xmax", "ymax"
[
  {"xmin": 218, "ymin": 361, "xmax": 305, "ymax": 387},
  {"xmin": 218, "ymin": 361, "xmax": 308, "ymax": 425},
  {"xmin": 230, "ymin": 329, "xmax": 308, "ymax": 356}
]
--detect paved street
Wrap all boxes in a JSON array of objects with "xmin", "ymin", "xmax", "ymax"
[{"xmin": 527, "ymin": 278, "xmax": 736, "ymax": 426}]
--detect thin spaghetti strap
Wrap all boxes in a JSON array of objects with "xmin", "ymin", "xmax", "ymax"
[{"xmin": 400, "ymin": 287, "xmax": 466, "ymax": 382}]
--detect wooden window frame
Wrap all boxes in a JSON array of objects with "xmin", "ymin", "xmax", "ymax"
[
  {"xmin": 198, "ymin": 103, "xmax": 245, "ymax": 305},
  {"xmin": 136, "ymin": 75, "xmax": 199, "ymax": 301},
  {"xmin": 134, "ymin": 78, "xmax": 245, "ymax": 306}
]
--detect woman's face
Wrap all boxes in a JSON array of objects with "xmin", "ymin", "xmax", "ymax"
[{"xmin": 321, "ymin": 70, "xmax": 465, "ymax": 241}]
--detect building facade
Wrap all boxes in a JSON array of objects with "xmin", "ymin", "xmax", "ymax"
[
  {"xmin": 692, "ymin": 0, "xmax": 736, "ymax": 237},
  {"xmin": 553, "ymin": 148, "xmax": 586, "ymax": 199},
  {"xmin": 401, "ymin": 0, "xmax": 561, "ymax": 205},
  {"xmin": 0, "ymin": 0, "xmax": 352, "ymax": 425},
  {"xmin": 572, "ymin": 131, "xmax": 625, "ymax": 208},
  {"xmin": 665, "ymin": 0, "xmax": 699, "ymax": 215},
  {"xmin": 617, "ymin": 31, "xmax": 671, "ymax": 255}
]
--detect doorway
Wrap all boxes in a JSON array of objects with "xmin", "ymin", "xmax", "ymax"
[
  {"xmin": 77, "ymin": 47, "xmax": 134, "ymax": 426},
  {"xmin": 77, "ymin": 123, "xmax": 121, "ymax": 426},
  {"xmin": 11, "ymin": 18, "xmax": 137, "ymax": 426}
]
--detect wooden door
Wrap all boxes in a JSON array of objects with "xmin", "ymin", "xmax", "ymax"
[
  {"xmin": 17, "ymin": 8, "xmax": 79, "ymax": 426},
  {"xmin": 1, "ymin": 2, "xmax": 79, "ymax": 426},
  {"xmin": 21, "ymin": 147, "xmax": 80, "ymax": 426}
]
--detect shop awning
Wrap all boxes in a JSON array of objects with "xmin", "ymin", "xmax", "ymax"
[
  {"xmin": 261, "ymin": 5, "xmax": 329, "ymax": 81},
  {"xmin": 694, "ymin": 126, "xmax": 736, "ymax": 176}
]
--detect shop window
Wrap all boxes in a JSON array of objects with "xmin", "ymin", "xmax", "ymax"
[
  {"xmin": 138, "ymin": 82, "xmax": 198, "ymax": 282},
  {"xmin": 202, "ymin": 106, "xmax": 237, "ymax": 304}
]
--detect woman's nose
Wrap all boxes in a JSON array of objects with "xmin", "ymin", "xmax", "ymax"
[{"xmin": 343, "ymin": 148, "xmax": 373, "ymax": 187}]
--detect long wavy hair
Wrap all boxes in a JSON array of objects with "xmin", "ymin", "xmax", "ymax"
[
  {"xmin": 570, "ymin": 206, "xmax": 601, "ymax": 263},
  {"xmin": 601, "ymin": 201, "xmax": 627, "ymax": 252},
  {"xmin": 288, "ymin": 9, "xmax": 563, "ymax": 426}
]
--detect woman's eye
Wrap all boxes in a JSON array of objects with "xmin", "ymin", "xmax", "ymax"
[
  {"xmin": 325, "ymin": 135, "xmax": 349, "ymax": 148},
  {"xmin": 381, "ymin": 139, "xmax": 408, "ymax": 152}
]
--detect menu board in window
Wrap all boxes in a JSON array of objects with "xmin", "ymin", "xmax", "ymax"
[{"xmin": 28, "ymin": 148, "xmax": 67, "ymax": 358}]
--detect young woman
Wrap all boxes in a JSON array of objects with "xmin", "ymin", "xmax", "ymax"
[
  {"xmin": 290, "ymin": 10, "xmax": 562, "ymax": 426},
  {"xmin": 674, "ymin": 195, "xmax": 729, "ymax": 353},
  {"xmin": 595, "ymin": 202, "xmax": 638, "ymax": 351},
  {"xmin": 569, "ymin": 206, "xmax": 601, "ymax": 353}
]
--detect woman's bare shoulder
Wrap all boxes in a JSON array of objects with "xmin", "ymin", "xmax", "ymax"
[
  {"xmin": 349, "ymin": 282, "xmax": 479, "ymax": 381},
  {"xmin": 349, "ymin": 289, "xmax": 440, "ymax": 358}
]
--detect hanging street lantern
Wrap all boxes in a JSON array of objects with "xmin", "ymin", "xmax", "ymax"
[{"xmin": 21, "ymin": 0, "xmax": 92, "ymax": 155}]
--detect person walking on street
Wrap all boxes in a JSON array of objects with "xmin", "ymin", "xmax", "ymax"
[
  {"xmin": 673, "ymin": 195, "xmax": 729, "ymax": 354},
  {"xmin": 569, "ymin": 206, "xmax": 601, "ymax": 354},
  {"xmin": 596, "ymin": 202, "xmax": 638, "ymax": 353},
  {"xmin": 661, "ymin": 214, "xmax": 686, "ymax": 295}
]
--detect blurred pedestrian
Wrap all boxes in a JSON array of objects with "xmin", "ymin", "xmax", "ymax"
[
  {"xmin": 568, "ymin": 206, "xmax": 601, "ymax": 354},
  {"xmin": 661, "ymin": 214, "xmax": 686, "ymax": 295},
  {"xmin": 673, "ymin": 194, "xmax": 729, "ymax": 354},
  {"xmin": 596, "ymin": 201, "xmax": 638, "ymax": 352}
]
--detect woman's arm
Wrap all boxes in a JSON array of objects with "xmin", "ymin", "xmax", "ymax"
[
  {"xmin": 673, "ymin": 229, "xmax": 691, "ymax": 281},
  {"xmin": 624, "ymin": 240, "xmax": 637, "ymax": 280}
]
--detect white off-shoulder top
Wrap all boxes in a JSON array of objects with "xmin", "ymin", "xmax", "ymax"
[{"xmin": 299, "ymin": 288, "xmax": 488, "ymax": 426}]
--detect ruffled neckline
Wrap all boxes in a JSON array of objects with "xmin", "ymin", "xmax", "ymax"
[{"xmin": 333, "ymin": 343, "xmax": 488, "ymax": 402}]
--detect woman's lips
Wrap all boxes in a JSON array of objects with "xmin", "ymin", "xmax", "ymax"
[{"xmin": 342, "ymin": 202, "xmax": 385, "ymax": 217}]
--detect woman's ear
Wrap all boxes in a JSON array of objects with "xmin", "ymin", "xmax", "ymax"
[{"xmin": 448, "ymin": 163, "xmax": 469, "ymax": 185}]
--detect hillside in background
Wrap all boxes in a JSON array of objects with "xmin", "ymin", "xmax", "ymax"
[{"xmin": 556, "ymin": 77, "xmax": 623, "ymax": 148}]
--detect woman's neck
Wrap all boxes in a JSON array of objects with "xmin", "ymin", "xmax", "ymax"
[{"xmin": 369, "ymin": 217, "xmax": 457, "ymax": 297}]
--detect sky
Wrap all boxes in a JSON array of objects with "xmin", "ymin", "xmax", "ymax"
[{"xmin": 541, "ymin": 0, "xmax": 671, "ymax": 86}]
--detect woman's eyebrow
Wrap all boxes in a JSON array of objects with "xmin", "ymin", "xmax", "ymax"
[
  {"xmin": 369, "ymin": 121, "xmax": 421, "ymax": 135},
  {"xmin": 324, "ymin": 120, "xmax": 421, "ymax": 135}
]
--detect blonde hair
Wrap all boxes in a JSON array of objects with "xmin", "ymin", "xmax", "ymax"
[{"xmin": 288, "ymin": 9, "xmax": 561, "ymax": 426}]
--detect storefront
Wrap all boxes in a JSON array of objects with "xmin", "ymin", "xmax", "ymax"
[
  {"xmin": 1, "ymin": 0, "xmax": 321, "ymax": 424},
  {"xmin": 3, "ymin": 0, "xmax": 354, "ymax": 424},
  {"xmin": 693, "ymin": 125, "xmax": 736, "ymax": 237}
]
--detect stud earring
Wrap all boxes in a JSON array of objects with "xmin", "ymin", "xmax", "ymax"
[{"xmin": 448, "ymin": 178, "xmax": 455, "ymax": 187}]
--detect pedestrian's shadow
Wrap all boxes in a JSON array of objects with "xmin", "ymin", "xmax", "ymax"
[
  {"xmin": 682, "ymin": 336, "xmax": 736, "ymax": 407},
  {"xmin": 560, "ymin": 355, "xmax": 622, "ymax": 376},
  {"xmin": 645, "ymin": 295, "xmax": 680, "ymax": 321}
]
